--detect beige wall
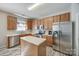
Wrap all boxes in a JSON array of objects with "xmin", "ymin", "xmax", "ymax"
[
  {"xmin": 0, "ymin": 11, "xmax": 21, "ymax": 48},
  {"xmin": 0, "ymin": 11, "xmax": 31, "ymax": 48},
  {"xmin": 0, "ymin": 12, "xmax": 7, "ymax": 48}
]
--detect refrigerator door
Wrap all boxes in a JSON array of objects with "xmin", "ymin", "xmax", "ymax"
[
  {"xmin": 52, "ymin": 22, "xmax": 60, "ymax": 55},
  {"xmin": 52, "ymin": 22, "xmax": 73, "ymax": 55},
  {"xmin": 59, "ymin": 22, "xmax": 73, "ymax": 55}
]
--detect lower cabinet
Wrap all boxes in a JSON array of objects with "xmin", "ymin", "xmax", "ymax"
[
  {"xmin": 7, "ymin": 36, "xmax": 19, "ymax": 48},
  {"xmin": 21, "ymin": 39, "xmax": 46, "ymax": 56},
  {"xmin": 43, "ymin": 35, "xmax": 55, "ymax": 46}
]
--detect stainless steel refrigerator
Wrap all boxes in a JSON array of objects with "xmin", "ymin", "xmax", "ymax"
[{"xmin": 52, "ymin": 22, "xmax": 74, "ymax": 55}]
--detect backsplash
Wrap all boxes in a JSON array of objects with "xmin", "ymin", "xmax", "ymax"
[{"xmin": 7, "ymin": 30, "xmax": 21, "ymax": 35}]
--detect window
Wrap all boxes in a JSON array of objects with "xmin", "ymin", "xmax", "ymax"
[{"xmin": 17, "ymin": 20, "xmax": 27, "ymax": 31}]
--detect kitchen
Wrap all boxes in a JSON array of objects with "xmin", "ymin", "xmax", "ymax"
[{"xmin": 0, "ymin": 3, "xmax": 78, "ymax": 56}]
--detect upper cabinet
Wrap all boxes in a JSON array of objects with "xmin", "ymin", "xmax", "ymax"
[
  {"xmin": 26, "ymin": 12, "xmax": 70, "ymax": 31},
  {"xmin": 60, "ymin": 13, "xmax": 70, "ymax": 22},
  {"xmin": 37, "ymin": 19, "xmax": 40, "ymax": 26},
  {"xmin": 27, "ymin": 19, "xmax": 33, "ymax": 30},
  {"xmin": 53, "ymin": 15, "xmax": 60, "ymax": 22},
  {"xmin": 40, "ymin": 19, "xmax": 44, "ymax": 25},
  {"xmin": 43, "ymin": 18, "xmax": 49, "ymax": 30},
  {"xmin": 32, "ymin": 19, "xmax": 38, "ymax": 27},
  {"xmin": 40, "ymin": 12, "xmax": 70, "ymax": 30},
  {"xmin": 47, "ymin": 17, "xmax": 53, "ymax": 30},
  {"xmin": 43, "ymin": 17, "xmax": 53, "ymax": 30},
  {"xmin": 32, "ymin": 19, "xmax": 35, "ymax": 28},
  {"xmin": 7, "ymin": 16, "xmax": 17, "ymax": 30},
  {"xmin": 53, "ymin": 12, "xmax": 70, "ymax": 22}
]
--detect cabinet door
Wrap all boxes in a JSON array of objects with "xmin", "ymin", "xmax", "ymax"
[
  {"xmin": 32, "ymin": 19, "xmax": 37, "ymax": 27},
  {"xmin": 35, "ymin": 20, "xmax": 38, "ymax": 26},
  {"xmin": 47, "ymin": 17, "xmax": 53, "ymax": 30},
  {"xmin": 43, "ymin": 18, "xmax": 48, "ymax": 30},
  {"xmin": 27, "ymin": 20, "xmax": 33, "ymax": 30},
  {"xmin": 40, "ymin": 19, "xmax": 44, "ymax": 25},
  {"xmin": 32, "ymin": 19, "xmax": 39, "ymax": 30},
  {"xmin": 37, "ymin": 19, "xmax": 40, "ymax": 26},
  {"xmin": 43, "ymin": 35, "xmax": 55, "ymax": 46},
  {"xmin": 7, "ymin": 16, "xmax": 17, "ymax": 30},
  {"xmin": 60, "ymin": 13, "xmax": 70, "ymax": 22},
  {"xmin": 46, "ymin": 36, "xmax": 53, "ymax": 46},
  {"xmin": 53, "ymin": 15, "xmax": 60, "ymax": 23},
  {"xmin": 32, "ymin": 20, "xmax": 35, "ymax": 28}
]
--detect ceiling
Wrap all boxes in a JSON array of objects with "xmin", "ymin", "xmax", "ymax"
[{"xmin": 0, "ymin": 3, "xmax": 71, "ymax": 18}]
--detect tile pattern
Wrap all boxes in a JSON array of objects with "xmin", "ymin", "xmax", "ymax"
[
  {"xmin": 46, "ymin": 46, "xmax": 67, "ymax": 56},
  {"xmin": 0, "ymin": 45, "xmax": 66, "ymax": 56},
  {"xmin": 0, "ymin": 46, "xmax": 21, "ymax": 56}
]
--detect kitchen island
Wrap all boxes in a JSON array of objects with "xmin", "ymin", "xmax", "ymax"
[{"xmin": 20, "ymin": 36, "xmax": 46, "ymax": 56}]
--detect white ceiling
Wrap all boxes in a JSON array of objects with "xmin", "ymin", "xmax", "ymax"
[{"xmin": 0, "ymin": 3, "xmax": 71, "ymax": 18}]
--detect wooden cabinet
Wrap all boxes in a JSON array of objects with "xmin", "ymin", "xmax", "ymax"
[
  {"xmin": 53, "ymin": 15, "xmax": 60, "ymax": 23},
  {"xmin": 32, "ymin": 19, "xmax": 41, "ymax": 30},
  {"xmin": 43, "ymin": 18, "xmax": 49, "ymax": 30},
  {"xmin": 47, "ymin": 17, "xmax": 53, "ymax": 30},
  {"xmin": 32, "ymin": 19, "xmax": 38, "ymax": 29},
  {"xmin": 7, "ymin": 16, "xmax": 17, "ymax": 30},
  {"xmin": 34, "ymin": 19, "xmax": 38, "ymax": 26},
  {"xmin": 27, "ymin": 13, "xmax": 70, "ymax": 30},
  {"xmin": 43, "ymin": 35, "xmax": 54, "ymax": 46},
  {"xmin": 46, "ymin": 36, "xmax": 53, "ymax": 46},
  {"xmin": 37, "ymin": 19, "xmax": 40, "ymax": 26},
  {"xmin": 60, "ymin": 13, "xmax": 70, "ymax": 22},
  {"xmin": 33, "ymin": 19, "xmax": 44, "ymax": 27},
  {"xmin": 39, "ymin": 19, "xmax": 41, "ymax": 25},
  {"xmin": 32, "ymin": 20, "xmax": 35, "ymax": 28},
  {"xmin": 52, "ymin": 13, "xmax": 70, "ymax": 23},
  {"xmin": 40, "ymin": 19, "xmax": 44, "ymax": 25},
  {"xmin": 43, "ymin": 17, "xmax": 53, "ymax": 30},
  {"xmin": 27, "ymin": 20, "xmax": 33, "ymax": 30},
  {"xmin": 21, "ymin": 37, "xmax": 46, "ymax": 56},
  {"xmin": 7, "ymin": 36, "xmax": 19, "ymax": 48}
]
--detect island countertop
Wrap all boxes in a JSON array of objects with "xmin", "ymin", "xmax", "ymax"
[{"xmin": 20, "ymin": 36, "xmax": 46, "ymax": 46}]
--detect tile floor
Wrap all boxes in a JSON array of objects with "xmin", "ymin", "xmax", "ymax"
[
  {"xmin": 0, "ymin": 46, "xmax": 21, "ymax": 56},
  {"xmin": 0, "ymin": 45, "xmax": 66, "ymax": 56}
]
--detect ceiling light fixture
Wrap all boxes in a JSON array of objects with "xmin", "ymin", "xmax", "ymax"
[{"xmin": 28, "ymin": 3, "xmax": 43, "ymax": 11}]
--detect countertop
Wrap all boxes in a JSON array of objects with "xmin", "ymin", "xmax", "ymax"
[
  {"xmin": 20, "ymin": 36, "xmax": 46, "ymax": 46},
  {"xmin": 7, "ymin": 34, "xmax": 19, "ymax": 37}
]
